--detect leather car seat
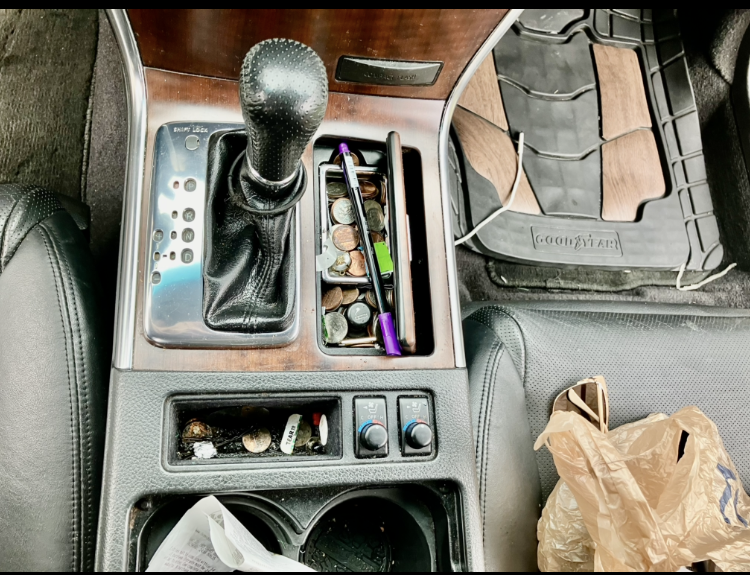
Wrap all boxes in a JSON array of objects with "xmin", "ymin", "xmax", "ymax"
[
  {"xmin": 0, "ymin": 184, "xmax": 108, "ymax": 571},
  {"xmin": 462, "ymin": 301, "xmax": 750, "ymax": 571}
]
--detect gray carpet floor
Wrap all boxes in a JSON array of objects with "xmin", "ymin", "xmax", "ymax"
[
  {"xmin": 85, "ymin": 10, "xmax": 127, "ymax": 315},
  {"xmin": 457, "ymin": 245, "xmax": 750, "ymax": 308},
  {"xmin": 457, "ymin": 9, "xmax": 750, "ymax": 310},
  {"xmin": 681, "ymin": 9, "xmax": 750, "ymax": 270},
  {"xmin": 0, "ymin": 10, "xmax": 98, "ymax": 198},
  {"xmin": 0, "ymin": 8, "xmax": 126, "ymax": 319}
]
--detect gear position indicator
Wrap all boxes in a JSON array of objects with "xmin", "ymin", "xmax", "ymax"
[{"xmin": 144, "ymin": 122, "xmax": 301, "ymax": 348}]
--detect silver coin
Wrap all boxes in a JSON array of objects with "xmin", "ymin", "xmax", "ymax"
[
  {"xmin": 294, "ymin": 420, "xmax": 312, "ymax": 447},
  {"xmin": 330, "ymin": 252, "xmax": 351, "ymax": 273},
  {"xmin": 368, "ymin": 313, "xmax": 384, "ymax": 344},
  {"xmin": 331, "ymin": 198, "xmax": 355, "ymax": 225},
  {"xmin": 364, "ymin": 200, "xmax": 381, "ymax": 213},
  {"xmin": 366, "ymin": 205, "xmax": 385, "ymax": 232},
  {"xmin": 323, "ymin": 312, "xmax": 348, "ymax": 344},
  {"xmin": 242, "ymin": 428, "xmax": 272, "ymax": 453},
  {"xmin": 326, "ymin": 181, "xmax": 348, "ymax": 199}
]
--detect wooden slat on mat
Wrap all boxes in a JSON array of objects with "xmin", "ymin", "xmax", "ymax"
[
  {"xmin": 453, "ymin": 106, "xmax": 541, "ymax": 214},
  {"xmin": 602, "ymin": 129, "xmax": 665, "ymax": 221},
  {"xmin": 594, "ymin": 43, "xmax": 652, "ymax": 140},
  {"xmin": 457, "ymin": 54, "xmax": 509, "ymax": 130}
]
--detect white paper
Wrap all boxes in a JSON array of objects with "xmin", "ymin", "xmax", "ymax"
[
  {"xmin": 146, "ymin": 497, "xmax": 231, "ymax": 572},
  {"xmin": 319, "ymin": 414, "xmax": 328, "ymax": 446},
  {"xmin": 147, "ymin": 496, "xmax": 314, "ymax": 572},
  {"xmin": 315, "ymin": 237, "xmax": 340, "ymax": 271},
  {"xmin": 193, "ymin": 441, "xmax": 217, "ymax": 459},
  {"xmin": 280, "ymin": 414, "xmax": 302, "ymax": 455}
]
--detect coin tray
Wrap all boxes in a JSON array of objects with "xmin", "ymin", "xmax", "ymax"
[
  {"xmin": 318, "ymin": 163, "xmax": 393, "ymax": 287},
  {"xmin": 169, "ymin": 396, "xmax": 342, "ymax": 465},
  {"xmin": 317, "ymin": 162, "xmax": 399, "ymax": 352},
  {"xmin": 314, "ymin": 137, "xmax": 433, "ymax": 356}
]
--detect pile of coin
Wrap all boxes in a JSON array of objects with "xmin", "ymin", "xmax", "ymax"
[
  {"xmin": 321, "ymin": 285, "xmax": 394, "ymax": 347},
  {"xmin": 325, "ymin": 175, "xmax": 388, "ymax": 279},
  {"xmin": 178, "ymin": 407, "xmax": 328, "ymax": 460}
]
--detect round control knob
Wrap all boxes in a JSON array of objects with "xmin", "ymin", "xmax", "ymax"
[
  {"xmin": 360, "ymin": 422, "xmax": 388, "ymax": 451},
  {"xmin": 405, "ymin": 422, "xmax": 432, "ymax": 449}
]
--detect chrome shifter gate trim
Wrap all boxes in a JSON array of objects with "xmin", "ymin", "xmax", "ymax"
[
  {"xmin": 144, "ymin": 123, "xmax": 300, "ymax": 347},
  {"xmin": 107, "ymin": 9, "xmax": 146, "ymax": 369}
]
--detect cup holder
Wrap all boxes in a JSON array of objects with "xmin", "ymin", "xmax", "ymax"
[
  {"xmin": 301, "ymin": 493, "xmax": 435, "ymax": 572},
  {"xmin": 132, "ymin": 484, "xmax": 460, "ymax": 572},
  {"xmin": 136, "ymin": 495, "xmax": 295, "ymax": 571}
]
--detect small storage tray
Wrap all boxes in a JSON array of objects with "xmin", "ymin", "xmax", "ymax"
[
  {"xmin": 168, "ymin": 396, "xmax": 342, "ymax": 465},
  {"xmin": 318, "ymin": 164, "xmax": 392, "ymax": 287},
  {"xmin": 316, "ymin": 133, "xmax": 417, "ymax": 355}
]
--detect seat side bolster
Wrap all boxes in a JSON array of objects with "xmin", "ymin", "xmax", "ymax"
[
  {"xmin": 0, "ymin": 209, "xmax": 107, "ymax": 571},
  {"xmin": 464, "ymin": 317, "xmax": 542, "ymax": 572}
]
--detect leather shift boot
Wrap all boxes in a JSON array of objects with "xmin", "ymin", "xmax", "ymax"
[{"xmin": 203, "ymin": 130, "xmax": 301, "ymax": 333}]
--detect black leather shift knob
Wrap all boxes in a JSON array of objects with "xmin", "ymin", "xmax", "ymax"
[{"xmin": 240, "ymin": 38, "xmax": 328, "ymax": 183}]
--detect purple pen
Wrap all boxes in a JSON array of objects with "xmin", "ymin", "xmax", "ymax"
[{"xmin": 339, "ymin": 142, "xmax": 402, "ymax": 356}]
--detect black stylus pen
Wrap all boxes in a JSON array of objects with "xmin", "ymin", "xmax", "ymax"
[{"xmin": 339, "ymin": 143, "xmax": 401, "ymax": 356}]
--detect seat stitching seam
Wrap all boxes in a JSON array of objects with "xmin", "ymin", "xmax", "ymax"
[
  {"xmin": 38, "ymin": 226, "xmax": 79, "ymax": 572},
  {"xmin": 468, "ymin": 306, "xmax": 528, "ymax": 382},
  {"xmin": 478, "ymin": 307, "xmax": 540, "ymax": 471},
  {"xmin": 42, "ymin": 221, "xmax": 92, "ymax": 569},
  {"xmin": 489, "ymin": 307, "xmax": 528, "ymax": 382},
  {"xmin": 477, "ymin": 337, "xmax": 494, "ymax": 542},
  {"xmin": 475, "ymin": 337, "xmax": 495, "ymax": 476},
  {"xmin": 466, "ymin": 308, "xmax": 525, "ymax": 380},
  {"xmin": 481, "ymin": 343, "xmax": 503, "ymax": 546},
  {"xmin": 0, "ymin": 190, "xmax": 24, "ymax": 272},
  {"xmin": 475, "ymin": 334, "xmax": 499, "ymax": 481},
  {"xmin": 480, "ymin": 339, "xmax": 504, "ymax": 545}
]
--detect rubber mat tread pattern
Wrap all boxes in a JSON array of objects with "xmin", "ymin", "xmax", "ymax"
[{"xmin": 453, "ymin": 8, "xmax": 724, "ymax": 272}]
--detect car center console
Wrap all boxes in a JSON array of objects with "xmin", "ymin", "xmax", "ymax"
[{"xmin": 98, "ymin": 9, "xmax": 517, "ymax": 572}]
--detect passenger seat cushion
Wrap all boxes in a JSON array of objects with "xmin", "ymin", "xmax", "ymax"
[
  {"xmin": 465, "ymin": 304, "xmax": 750, "ymax": 503},
  {"xmin": 0, "ymin": 184, "xmax": 108, "ymax": 571}
]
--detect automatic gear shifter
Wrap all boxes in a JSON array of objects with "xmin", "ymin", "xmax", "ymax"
[
  {"xmin": 240, "ymin": 39, "xmax": 328, "ymax": 192},
  {"xmin": 203, "ymin": 39, "xmax": 328, "ymax": 334}
]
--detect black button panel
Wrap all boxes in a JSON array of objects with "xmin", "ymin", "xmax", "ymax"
[
  {"xmin": 398, "ymin": 396, "xmax": 433, "ymax": 456},
  {"xmin": 354, "ymin": 397, "xmax": 388, "ymax": 458}
]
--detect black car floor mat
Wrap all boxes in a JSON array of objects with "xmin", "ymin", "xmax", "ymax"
[{"xmin": 451, "ymin": 9, "xmax": 724, "ymax": 272}]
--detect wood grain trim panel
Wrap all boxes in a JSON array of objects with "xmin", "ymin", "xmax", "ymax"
[
  {"xmin": 594, "ymin": 43, "xmax": 652, "ymax": 140},
  {"xmin": 132, "ymin": 68, "xmax": 455, "ymax": 371},
  {"xmin": 457, "ymin": 53, "xmax": 508, "ymax": 130},
  {"xmin": 602, "ymin": 129, "xmax": 665, "ymax": 221},
  {"xmin": 452, "ymin": 106, "xmax": 541, "ymax": 215},
  {"xmin": 127, "ymin": 9, "xmax": 508, "ymax": 100}
]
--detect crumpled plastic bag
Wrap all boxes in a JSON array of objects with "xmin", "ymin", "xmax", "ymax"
[{"xmin": 535, "ymin": 406, "xmax": 750, "ymax": 572}]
